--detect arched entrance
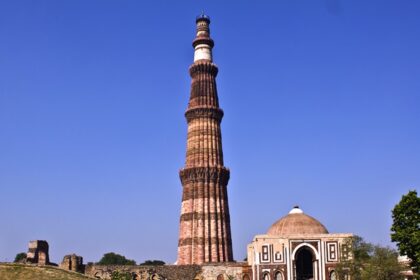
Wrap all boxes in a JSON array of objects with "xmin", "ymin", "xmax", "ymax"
[{"xmin": 295, "ymin": 246, "xmax": 315, "ymax": 280}]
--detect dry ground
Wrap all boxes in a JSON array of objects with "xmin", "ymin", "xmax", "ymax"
[{"xmin": 0, "ymin": 263, "xmax": 95, "ymax": 280}]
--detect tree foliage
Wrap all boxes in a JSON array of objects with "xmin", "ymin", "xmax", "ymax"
[
  {"xmin": 111, "ymin": 271, "xmax": 133, "ymax": 280},
  {"xmin": 336, "ymin": 236, "xmax": 403, "ymax": 280},
  {"xmin": 139, "ymin": 260, "xmax": 165, "ymax": 266},
  {"xmin": 14, "ymin": 252, "xmax": 27, "ymax": 263},
  {"xmin": 97, "ymin": 252, "xmax": 136, "ymax": 265},
  {"xmin": 363, "ymin": 245, "xmax": 404, "ymax": 280},
  {"xmin": 391, "ymin": 190, "xmax": 420, "ymax": 278}
]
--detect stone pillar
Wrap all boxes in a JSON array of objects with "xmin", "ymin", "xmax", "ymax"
[
  {"xmin": 60, "ymin": 254, "xmax": 84, "ymax": 273},
  {"xmin": 26, "ymin": 240, "xmax": 50, "ymax": 265},
  {"xmin": 177, "ymin": 14, "xmax": 233, "ymax": 265}
]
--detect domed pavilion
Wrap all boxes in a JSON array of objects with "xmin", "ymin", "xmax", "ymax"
[{"xmin": 247, "ymin": 206, "xmax": 352, "ymax": 280}]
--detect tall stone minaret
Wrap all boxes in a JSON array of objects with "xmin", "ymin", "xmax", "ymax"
[{"xmin": 177, "ymin": 14, "xmax": 233, "ymax": 265}]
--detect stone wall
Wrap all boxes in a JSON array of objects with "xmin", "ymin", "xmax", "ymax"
[
  {"xmin": 85, "ymin": 263, "xmax": 251, "ymax": 280},
  {"xmin": 200, "ymin": 263, "xmax": 252, "ymax": 280}
]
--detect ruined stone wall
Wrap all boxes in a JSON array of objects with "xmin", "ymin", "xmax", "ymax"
[
  {"xmin": 85, "ymin": 264, "xmax": 201, "ymax": 280},
  {"xmin": 200, "ymin": 263, "xmax": 252, "ymax": 280},
  {"xmin": 85, "ymin": 263, "xmax": 251, "ymax": 280},
  {"xmin": 60, "ymin": 254, "xmax": 84, "ymax": 273},
  {"xmin": 26, "ymin": 240, "xmax": 50, "ymax": 265}
]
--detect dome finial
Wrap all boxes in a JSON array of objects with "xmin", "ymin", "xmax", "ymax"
[{"xmin": 289, "ymin": 206, "xmax": 303, "ymax": 214}]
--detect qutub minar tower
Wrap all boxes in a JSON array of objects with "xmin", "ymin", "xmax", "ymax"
[{"xmin": 177, "ymin": 14, "xmax": 234, "ymax": 265}]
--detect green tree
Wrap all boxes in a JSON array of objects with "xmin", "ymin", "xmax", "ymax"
[
  {"xmin": 225, "ymin": 274, "xmax": 237, "ymax": 280},
  {"xmin": 97, "ymin": 252, "xmax": 136, "ymax": 265},
  {"xmin": 14, "ymin": 252, "xmax": 27, "ymax": 263},
  {"xmin": 336, "ymin": 236, "xmax": 403, "ymax": 280},
  {"xmin": 111, "ymin": 271, "xmax": 133, "ymax": 280},
  {"xmin": 362, "ymin": 245, "xmax": 403, "ymax": 280},
  {"xmin": 336, "ymin": 236, "xmax": 371, "ymax": 279},
  {"xmin": 139, "ymin": 260, "xmax": 165, "ymax": 265},
  {"xmin": 391, "ymin": 190, "xmax": 420, "ymax": 278}
]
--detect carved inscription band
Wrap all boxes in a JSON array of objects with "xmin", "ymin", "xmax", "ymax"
[
  {"xmin": 181, "ymin": 184, "xmax": 228, "ymax": 201},
  {"xmin": 189, "ymin": 61, "xmax": 218, "ymax": 77},
  {"xmin": 178, "ymin": 237, "xmax": 224, "ymax": 247},
  {"xmin": 180, "ymin": 212, "xmax": 231, "ymax": 222},
  {"xmin": 179, "ymin": 166, "xmax": 230, "ymax": 185},
  {"xmin": 185, "ymin": 107, "xmax": 224, "ymax": 123}
]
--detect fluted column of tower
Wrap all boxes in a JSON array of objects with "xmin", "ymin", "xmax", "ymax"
[{"xmin": 177, "ymin": 14, "xmax": 233, "ymax": 265}]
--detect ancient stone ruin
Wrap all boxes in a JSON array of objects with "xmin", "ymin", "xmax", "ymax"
[
  {"xmin": 60, "ymin": 253, "xmax": 85, "ymax": 273},
  {"xmin": 26, "ymin": 240, "xmax": 50, "ymax": 265}
]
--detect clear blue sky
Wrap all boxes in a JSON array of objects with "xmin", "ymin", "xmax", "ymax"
[{"xmin": 0, "ymin": 0, "xmax": 419, "ymax": 264}]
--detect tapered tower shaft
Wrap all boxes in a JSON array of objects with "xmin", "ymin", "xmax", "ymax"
[{"xmin": 177, "ymin": 14, "xmax": 233, "ymax": 265}]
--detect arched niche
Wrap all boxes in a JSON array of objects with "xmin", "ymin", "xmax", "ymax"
[
  {"xmin": 274, "ymin": 271, "xmax": 283, "ymax": 280},
  {"xmin": 330, "ymin": 270, "xmax": 337, "ymax": 280}
]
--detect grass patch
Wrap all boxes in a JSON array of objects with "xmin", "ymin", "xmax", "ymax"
[{"xmin": 0, "ymin": 263, "xmax": 95, "ymax": 280}]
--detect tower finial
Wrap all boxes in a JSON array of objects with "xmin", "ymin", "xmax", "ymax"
[
  {"xmin": 193, "ymin": 13, "xmax": 213, "ymax": 62},
  {"xmin": 196, "ymin": 12, "xmax": 210, "ymax": 23}
]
